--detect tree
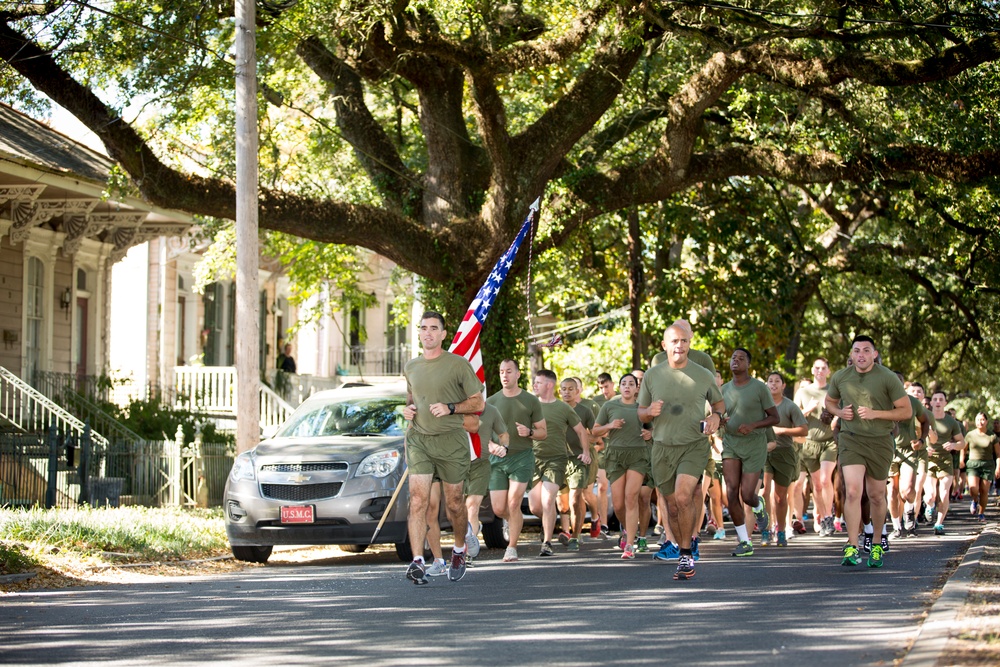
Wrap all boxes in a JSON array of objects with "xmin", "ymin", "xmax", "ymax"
[{"xmin": 3, "ymin": 0, "xmax": 1000, "ymax": 387}]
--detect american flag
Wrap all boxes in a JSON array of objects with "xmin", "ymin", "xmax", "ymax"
[{"xmin": 448, "ymin": 198, "xmax": 539, "ymax": 457}]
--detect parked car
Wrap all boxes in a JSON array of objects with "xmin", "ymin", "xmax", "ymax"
[{"xmin": 224, "ymin": 382, "xmax": 504, "ymax": 563}]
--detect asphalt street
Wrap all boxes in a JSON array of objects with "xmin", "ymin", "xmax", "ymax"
[{"xmin": 0, "ymin": 511, "xmax": 983, "ymax": 666}]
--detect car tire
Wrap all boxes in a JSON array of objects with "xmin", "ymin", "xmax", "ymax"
[
  {"xmin": 231, "ymin": 544, "xmax": 273, "ymax": 563},
  {"xmin": 339, "ymin": 544, "xmax": 368, "ymax": 553},
  {"xmin": 481, "ymin": 518, "xmax": 506, "ymax": 549},
  {"xmin": 394, "ymin": 536, "xmax": 413, "ymax": 562}
]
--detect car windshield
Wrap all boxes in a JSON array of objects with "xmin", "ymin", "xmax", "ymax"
[{"xmin": 276, "ymin": 395, "xmax": 407, "ymax": 438}]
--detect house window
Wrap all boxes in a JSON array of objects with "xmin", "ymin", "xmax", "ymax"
[
  {"xmin": 344, "ymin": 303, "xmax": 366, "ymax": 369},
  {"xmin": 385, "ymin": 304, "xmax": 408, "ymax": 374},
  {"xmin": 25, "ymin": 257, "xmax": 44, "ymax": 381}
]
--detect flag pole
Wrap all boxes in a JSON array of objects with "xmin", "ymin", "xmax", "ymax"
[{"xmin": 370, "ymin": 466, "xmax": 409, "ymax": 545}]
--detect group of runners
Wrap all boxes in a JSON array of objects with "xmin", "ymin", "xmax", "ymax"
[{"xmin": 401, "ymin": 311, "xmax": 1000, "ymax": 584}]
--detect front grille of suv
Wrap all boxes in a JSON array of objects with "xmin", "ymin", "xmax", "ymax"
[
  {"xmin": 260, "ymin": 462, "xmax": 349, "ymax": 473},
  {"xmin": 261, "ymin": 483, "xmax": 343, "ymax": 501}
]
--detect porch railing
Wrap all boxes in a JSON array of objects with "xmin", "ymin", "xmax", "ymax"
[
  {"xmin": 0, "ymin": 366, "xmax": 109, "ymax": 450},
  {"xmin": 173, "ymin": 366, "xmax": 294, "ymax": 430}
]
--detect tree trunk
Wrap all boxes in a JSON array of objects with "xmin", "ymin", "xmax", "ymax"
[{"xmin": 627, "ymin": 208, "xmax": 645, "ymax": 369}]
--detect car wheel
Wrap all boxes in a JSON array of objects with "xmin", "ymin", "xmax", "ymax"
[
  {"xmin": 339, "ymin": 544, "xmax": 368, "ymax": 553},
  {"xmin": 394, "ymin": 536, "xmax": 413, "ymax": 562},
  {"xmin": 481, "ymin": 518, "xmax": 506, "ymax": 549},
  {"xmin": 231, "ymin": 544, "xmax": 273, "ymax": 563}
]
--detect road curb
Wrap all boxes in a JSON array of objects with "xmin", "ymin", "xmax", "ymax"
[{"xmin": 902, "ymin": 520, "xmax": 997, "ymax": 667}]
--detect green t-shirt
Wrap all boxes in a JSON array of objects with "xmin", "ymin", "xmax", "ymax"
[
  {"xmin": 476, "ymin": 402, "xmax": 508, "ymax": 460},
  {"xmin": 566, "ymin": 402, "xmax": 596, "ymax": 456},
  {"xmin": 486, "ymin": 389, "xmax": 544, "ymax": 455},
  {"xmin": 965, "ymin": 430, "xmax": 998, "ymax": 462},
  {"xmin": 895, "ymin": 395, "xmax": 927, "ymax": 450},
  {"xmin": 596, "ymin": 399, "xmax": 647, "ymax": 449},
  {"xmin": 827, "ymin": 364, "xmax": 906, "ymax": 438},
  {"xmin": 638, "ymin": 360, "xmax": 723, "ymax": 447},
  {"xmin": 765, "ymin": 396, "xmax": 807, "ymax": 450},
  {"xmin": 533, "ymin": 400, "xmax": 581, "ymax": 460},
  {"xmin": 580, "ymin": 397, "xmax": 601, "ymax": 419},
  {"xmin": 928, "ymin": 413, "xmax": 964, "ymax": 467},
  {"xmin": 651, "ymin": 348, "xmax": 717, "ymax": 374},
  {"xmin": 721, "ymin": 378, "xmax": 775, "ymax": 450},
  {"xmin": 404, "ymin": 352, "xmax": 483, "ymax": 436},
  {"xmin": 794, "ymin": 382, "xmax": 834, "ymax": 443}
]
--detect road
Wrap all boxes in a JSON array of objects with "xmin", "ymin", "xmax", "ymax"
[{"xmin": 0, "ymin": 512, "xmax": 982, "ymax": 666}]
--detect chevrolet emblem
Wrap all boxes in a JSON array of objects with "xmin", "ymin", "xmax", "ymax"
[{"xmin": 286, "ymin": 473, "xmax": 312, "ymax": 483}]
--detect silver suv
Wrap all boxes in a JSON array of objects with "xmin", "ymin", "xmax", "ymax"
[{"xmin": 224, "ymin": 382, "xmax": 503, "ymax": 563}]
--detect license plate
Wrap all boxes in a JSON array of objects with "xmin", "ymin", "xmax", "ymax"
[{"xmin": 280, "ymin": 505, "xmax": 315, "ymax": 524}]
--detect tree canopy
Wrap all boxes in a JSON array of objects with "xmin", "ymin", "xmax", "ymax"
[{"xmin": 2, "ymin": 0, "xmax": 999, "ymax": 402}]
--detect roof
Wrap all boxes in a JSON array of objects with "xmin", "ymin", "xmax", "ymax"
[{"xmin": 0, "ymin": 104, "xmax": 114, "ymax": 183}]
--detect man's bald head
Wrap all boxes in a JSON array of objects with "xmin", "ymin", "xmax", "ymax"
[{"xmin": 671, "ymin": 319, "xmax": 693, "ymax": 336}]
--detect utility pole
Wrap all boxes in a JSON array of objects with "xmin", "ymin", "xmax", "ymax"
[{"xmin": 235, "ymin": 0, "xmax": 260, "ymax": 453}]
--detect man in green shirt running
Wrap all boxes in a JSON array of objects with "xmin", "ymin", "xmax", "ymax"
[
  {"xmin": 825, "ymin": 335, "xmax": 911, "ymax": 568},
  {"xmin": 402, "ymin": 311, "xmax": 485, "ymax": 585}
]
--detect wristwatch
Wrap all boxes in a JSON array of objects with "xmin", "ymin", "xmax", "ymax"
[{"xmin": 448, "ymin": 403, "xmax": 455, "ymax": 415}]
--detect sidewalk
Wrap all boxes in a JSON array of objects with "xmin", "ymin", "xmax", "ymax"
[{"xmin": 904, "ymin": 515, "xmax": 1000, "ymax": 666}]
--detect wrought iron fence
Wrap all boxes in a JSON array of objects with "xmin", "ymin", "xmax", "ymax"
[{"xmin": 0, "ymin": 428, "xmax": 235, "ymax": 509}]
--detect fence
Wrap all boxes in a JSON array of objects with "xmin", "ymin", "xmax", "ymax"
[{"xmin": 0, "ymin": 427, "xmax": 235, "ymax": 509}]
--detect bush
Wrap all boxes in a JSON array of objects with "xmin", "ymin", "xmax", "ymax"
[{"xmin": 0, "ymin": 541, "xmax": 40, "ymax": 575}]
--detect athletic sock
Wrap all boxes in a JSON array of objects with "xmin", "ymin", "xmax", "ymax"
[
  {"xmin": 891, "ymin": 517, "xmax": 902, "ymax": 530},
  {"xmin": 904, "ymin": 502, "xmax": 915, "ymax": 514},
  {"xmin": 881, "ymin": 524, "xmax": 888, "ymax": 536},
  {"xmin": 735, "ymin": 524, "xmax": 749, "ymax": 542},
  {"xmin": 680, "ymin": 548, "xmax": 692, "ymax": 556},
  {"xmin": 413, "ymin": 556, "xmax": 425, "ymax": 565},
  {"xmin": 863, "ymin": 522, "xmax": 873, "ymax": 533},
  {"xmin": 452, "ymin": 546, "xmax": 465, "ymax": 555}
]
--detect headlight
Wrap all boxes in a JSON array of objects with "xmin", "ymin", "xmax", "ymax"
[
  {"xmin": 356, "ymin": 449, "xmax": 401, "ymax": 478},
  {"xmin": 230, "ymin": 450, "xmax": 256, "ymax": 482}
]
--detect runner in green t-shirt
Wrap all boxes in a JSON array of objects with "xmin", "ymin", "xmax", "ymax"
[
  {"xmin": 964, "ymin": 412, "xmax": 1000, "ymax": 522},
  {"xmin": 486, "ymin": 359, "xmax": 547, "ymax": 563},
  {"xmin": 594, "ymin": 373, "xmax": 653, "ymax": 559},
  {"xmin": 559, "ymin": 378, "xmax": 597, "ymax": 551},
  {"xmin": 887, "ymin": 372, "xmax": 933, "ymax": 541},
  {"xmin": 762, "ymin": 371, "xmax": 808, "ymax": 548},
  {"xmin": 402, "ymin": 312, "xmax": 485, "ymax": 585},
  {"xmin": 926, "ymin": 390, "xmax": 966, "ymax": 535},
  {"xmin": 825, "ymin": 335, "xmax": 911, "ymax": 568},
  {"xmin": 526, "ymin": 369, "xmax": 589, "ymax": 557},
  {"xmin": 638, "ymin": 325, "xmax": 725, "ymax": 581},
  {"xmin": 720, "ymin": 348, "xmax": 779, "ymax": 557},
  {"xmin": 792, "ymin": 358, "xmax": 838, "ymax": 537}
]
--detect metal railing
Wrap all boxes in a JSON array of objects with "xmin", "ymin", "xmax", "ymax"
[
  {"xmin": 33, "ymin": 370, "xmax": 111, "ymax": 404},
  {"xmin": 335, "ymin": 344, "xmax": 411, "ymax": 377},
  {"xmin": 0, "ymin": 366, "xmax": 109, "ymax": 450}
]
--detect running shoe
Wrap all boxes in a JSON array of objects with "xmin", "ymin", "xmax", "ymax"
[
  {"xmin": 760, "ymin": 528, "xmax": 772, "ymax": 546},
  {"xmin": 979, "ymin": 513, "xmax": 987, "ymax": 522},
  {"xmin": 867, "ymin": 544, "xmax": 884, "ymax": 569},
  {"xmin": 590, "ymin": 520, "xmax": 602, "ymax": 539},
  {"xmin": 713, "ymin": 528, "xmax": 726, "ymax": 540},
  {"xmin": 925, "ymin": 505, "xmax": 935, "ymax": 523},
  {"xmin": 732, "ymin": 541, "xmax": 754, "ymax": 557},
  {"xmin": 636, "ymin": 537, "xmax": 649, "ymax": 553},
  {"xmin": 907, "ymin": 523, "xmax": 919, "ymax": 538},
  {"xmin": 891, "ymin": 528, "xmax": 902, "ymax": 540},
  {"xmin": 654, "ymin": 541, "xmax": 680, "ymax": 561},
  {"xmin": 425, "ymin": 558, "xmax": 448, "ymax": 577},
  {"xmin": 933, "ymin": 524, "xmax": 945, "ymax": 535},
  {"xmin": 466, "ymin": 524, "xmax": 481, "ymax": 558},
  {"xmin": 653, "ymin": 523, "xmax": 664, "ymax": 536},
  {"xmin": 557, "ymin": 531, "xmax": 571, "ymax": 546},
  {"xmin": 706, "ymin": 519, "xmax": 718, "ymax": 534},
  {"xmin": 862, "ymin": 532, "xmax": 873, "ymax": 554},
  {"xmin": 618, "ymin": 532, "xmax": 628, "ymax": 551},
  {"xmin": 970, "ymin": 501, "xmax": 979, "ymax": 515},
  {"xmin": 752, "ymin": 501, "xmax": 769, "ymax": 536},
  {"xmin": 567, "ymin": 537, "xmax": 580, "ymax": 552},
  {"xmin": 722, "ymin": 507, "xmax": 731, "ymax": 520},
  {"xmin": 775, "ymin": 531, "xmax": 787, "ymax": 547},
  {"xmin": 834, "ymin": 517, "xmax": 845, "ymax": 533},
  {"xmin": 880, "ymin": 533, "xmax": 890, "ymax": 553},
  {"xmin": 622, "ymin": 544, "xmax": 635, "ymax": 560},
  {"xmin": 600, "ymin": 525, "xmax": 611, "ymax": 539},
  {"xmin": 539, "ymin": 542, "xmax": 555, "ymax": 556},
  {"xmin": 502, "ymin": 547, "xmax": 519, "ymax": 562},
  {"xmin": 904, "ymin": 510, "xmax": 916, "ymax": 532},
  {"xmin": 406, "ymin": 560, "xmax": 428, "ymax": 585},
  {"xmin": 841, "ymin": 544, "xmax": 860, "ymax": 566},
  {"xmin": 673, "ymin": 554, "xmax": 696, "ymax": 580},
  {"xmin": 691, "ymin": 536, "xmax": 700, "ymax": 561},
  {"xmin": 502, "ymin": 519, "xmax": 510, "ymax": 543},
  {"xmin": 449, "ymin": 550, "xmax": 467, "ymax": 581},
  {"xmin": 791, "ymin": 518, "xmax": 806, "ymax": 535}
]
